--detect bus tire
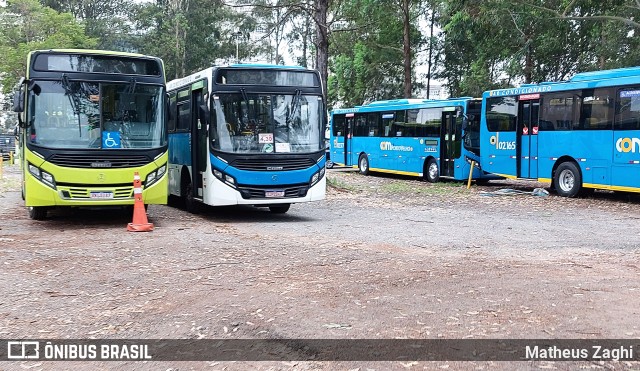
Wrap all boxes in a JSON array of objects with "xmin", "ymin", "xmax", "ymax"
[
  {"xmin": 182, "ymin": 178, "xmax": 200, "ymax": 214},
  {"xmin": 358, "ymin": 154, "xmax": 370, "ymax": 175},
  {"xmin": 425, "ymin": 158, "xmax": 439, "ymax": 183},
  {"xmin": 28, "ymin": 206, "xmax": 47, "ymax": 220},
  {"xmin": 269, "ymin": 204, "xmax": 290, "ymax": 214},
  {"xmin": 553, "ymin": 161, "xmax": 581, "ymax": 198}
]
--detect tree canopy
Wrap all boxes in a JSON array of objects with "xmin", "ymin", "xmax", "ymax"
[{"xmin": 0, "ymin": 0, "xmax": 639, "ymax": 125}]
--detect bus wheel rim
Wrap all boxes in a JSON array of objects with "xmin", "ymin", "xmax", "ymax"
[
  {"xmin": 559, "ymin": 169, "xmax": 574, "ymax": 191},
  {"xmin": 429, "ymin": 163, "xmax": 438, "ymax": 178},
  {"xmin": 360, "ymin": 158, "xmax": 367, "ymax": 171}
]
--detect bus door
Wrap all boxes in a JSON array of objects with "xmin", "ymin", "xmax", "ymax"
[
  {"xmin": 517, "ymin": 97, "xmax": 540, "ymax": 179},
  {"xmin": 440, "ymin": 109, "xmax": 460, "ymax": 177},
  {"xmin": 344, "ymin": 113, "xmax": 355, "ymax": 166},
  {"xmin": 191, "ymin": 88, "xmax": 207, "ymax": 198},
  {"xmin": 612, "ymin": 87, "xmax": 640, "ymax": 188}
]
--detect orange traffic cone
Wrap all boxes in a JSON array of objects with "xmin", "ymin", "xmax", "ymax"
[{"xmin": 127, "ymin": 171, "xmax": 154, "ymax": 232}]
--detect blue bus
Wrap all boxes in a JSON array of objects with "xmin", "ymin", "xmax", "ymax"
[
  {"xmin": 166, "ymin": 64, "xmax": 327, "ymax": 214},
  {"xmin": 480, "ymin": 66, "xmax": 640, "ymax": 197},
  {"xmin": 329, "ymin": 98, "xmax": 498, "ymax": 182}
]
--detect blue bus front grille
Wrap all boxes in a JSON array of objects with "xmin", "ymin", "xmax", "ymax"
[
  {"xmin": 230, "ymin": 158, "xmax": 315, "ymax": 171},
  {"xmin": 48, "ymin": 153, "xmax": 152, "ymax": 168},
  {"xmin": 237, "ymin": 184, "xmax": 309, "ymax": 199}
]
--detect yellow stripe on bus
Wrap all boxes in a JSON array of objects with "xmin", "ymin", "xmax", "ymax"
[
  {"xmin": 491, "ymin": 173, "xmax": 518, "ymax": 180},
  {"xmin": 583, "ymin": 183, "xmax": 640, "ymax": 193},
  {"xmin": 369, "ymin": 168, "xmax": 420, "ymax": 176}
]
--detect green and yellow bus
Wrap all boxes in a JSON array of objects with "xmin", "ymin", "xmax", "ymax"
[{"xmin": 13, "ymin": 49, "xmax": 168, "ymax": 220}]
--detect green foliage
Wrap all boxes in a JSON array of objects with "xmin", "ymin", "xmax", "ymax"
[
  {"xmin": 437, "ymin": 0, "xmax": 640, "ymax": 97},
  {"xmin": 0, "ymin": 0, "xmax": 97, "ymax": 94},
  {"xmin": 129, "ymin": 0, "xmax": 244, "ymax": 80},
  {"xmin": 329, "ymin": 0, "xmax": 423, "ymax": 108},
  {"xmin": 41, "ymin": 0, "xmax": 136, "ymax": 51}
]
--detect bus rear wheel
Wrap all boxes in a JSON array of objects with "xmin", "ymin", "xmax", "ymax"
[
  {"xmin": 425, "ymin": 158, "xmax": 439, "ymax": 183},
  {"xmin": 28, "ymin": 206, "xmax": 47, "ymax": 220},
  {"xmin": 358, "ymin": 154, "xmax": 369, "ymax": 175},
  {"xmin": 553, "ymin": 161, "xmax": 581, "ymax": 198},
  {"xmin": 269, "ymin": 204, "xmax": 290, "ymax": 214}
]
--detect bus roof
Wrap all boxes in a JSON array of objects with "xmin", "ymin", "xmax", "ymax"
[
  {"xmin": 482, "ymin": 65, "xmax": 640, "ymax": 98},
  {"xmin": 331, "ymin": 97, "xmax": 477, "ymax": 115},
  {"xmin": 167, "ymin": 64, "xmax": 320, "ymax": 91},
  {"xmin": 29, "ymin": 49, "xmax": 152, "ymax": 59},
  {"xmin": 167, "ymin": 67, "xmax": 214, "ymax": 91},
  {"xmin": 227, "ymin": 63, "xmax": 307, "ymax": 70}
]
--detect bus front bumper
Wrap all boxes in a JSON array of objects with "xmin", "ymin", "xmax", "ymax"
[
  {"xmin": 24, "ymin": 172, "xmax": 168, "ymax": 207},
  {"xmin": 204, "ymin": 176, "xmax": 326, "ymax": 206}
]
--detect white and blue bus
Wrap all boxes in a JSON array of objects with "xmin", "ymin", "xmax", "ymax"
[
  {"xmin": 166, "ymin": 64, "xmax": 327, "ymax": 213},
  {"xmin": 480, "ymin": 66, "xmax": 640, "ymax": 197},
  {"xmin": 329, "ymin": 98, "xmax": 498, "ymax": 182}
]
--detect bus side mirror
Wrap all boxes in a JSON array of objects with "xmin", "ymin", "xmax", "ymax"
[
  {"xmin": 461, "ymin": 114, "xmax": 475, "ymax": 130},
  {"xmin": 12, "ymin": 79, "xmax": 25, "ymax": 113},
  {"xmin": 199, "ymin": 103, "xmax": 210, "ymax": 126},
  {"xmin": 165, "ymin": 94, "xmax": 174, "ymax": 121}
]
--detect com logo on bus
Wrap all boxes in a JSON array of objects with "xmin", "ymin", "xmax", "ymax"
[{"xmin": 616, "ymin": 137, "xmax": 640, "ymax": 153}]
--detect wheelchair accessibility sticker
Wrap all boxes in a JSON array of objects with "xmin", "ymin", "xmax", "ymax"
[{"xmin": 102, "ymin": 131, "xmax": 121, "ymax": 148}]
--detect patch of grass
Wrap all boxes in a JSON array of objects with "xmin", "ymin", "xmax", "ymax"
[
  {"xmin": 380, "ymin": 180, "xmax": 465, "ymax": 195},
  {"xmin": 327, "ymin": 176, "xmax": 360, "ymax": 192}
]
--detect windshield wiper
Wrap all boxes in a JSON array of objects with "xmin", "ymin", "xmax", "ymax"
[
  {"xmin": 239, "ymin": 88, "xmax": 257, "ymax": 129},
  {"xmin": 61, "ymin": 74, "xmax": 82, "ymax": 136},
  {"xmin": 125, "ymin": 77, "xmax": 137, "ymax": 94},
  {"xmin": 287, "ymin": 89, "xmax": 302, "ymax": 125}
]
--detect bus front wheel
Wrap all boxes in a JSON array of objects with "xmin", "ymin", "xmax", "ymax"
[
  {"xmin": 554, "ymin": 162, "xmax": 581, "ymax": 198},
  {"xmin": 358, "ymin": 154, "xmax": 370, "ymax": 175},
  {"xmin": 182, "ymin": 178, "xmax": 200, "ymax": 213},
  {"xmin": 28, "ymin": 206, "xmax": 47, "ymax": 220},
  {"xmin": 425, "ymin": 158, "xmax": 439, "ymax": 183},
  {"xmin": 269, "ymin": 204, "xmax": 290, "ymax": 214}
]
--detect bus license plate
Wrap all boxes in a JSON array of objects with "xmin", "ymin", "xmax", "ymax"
[
  {"xmin": 90, "ymin": 191, "xmax": 114, "ymax": 199},
  {"xmin": 265, "ymin": 190, "xmax": 285, "ymax": 198}
]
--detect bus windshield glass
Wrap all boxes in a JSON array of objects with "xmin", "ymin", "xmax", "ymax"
[
  {"xmin": 27, "ymin": 80, "xmax": 165, "ymax": 149},
  {"xmin": 212, "ymin": 93, "xmax": 323, "ymax": 154}
]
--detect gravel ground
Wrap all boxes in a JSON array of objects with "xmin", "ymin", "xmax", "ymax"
[{"xmin": 0, "ymin": 164, "xmax": 639, "ymax": 370}]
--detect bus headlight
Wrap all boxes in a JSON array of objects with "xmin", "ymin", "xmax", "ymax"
[
  {"xmin": 224, "ymin": 174, "xmax": 235, "ymax": 185},
  {"xmin": 41, "ymin": 171, "xmax": 55, "ymax": 186},
  {"xmin": 309, "ymin": 166, "xmax": 325, "ymax": 187},
  {"xmin": 28, "ymin": 164, "xmax": 39, "ymax": 177},
  {"xmin": 145, "ymin": 163, "xmax": 167, "ymax": 187},
  {"xmin": 28, "ymin": 162, "xmax": 56, "ymax": 189},
  {"xmin": 213, "ymin": 168, "xmax": 237, "ymax": 188}
]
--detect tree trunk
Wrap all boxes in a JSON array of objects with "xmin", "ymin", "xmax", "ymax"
[
  {"xmin": 315, "ymin": 0, "xmax": 329, "ymax": 100},
  {"xmin": 524, "ymin": 39, "xmax": 532, "ymax": 84},
  {"xmin": 426, "ymin": 7, "xmax": 435, "ymax": 99},
  {"xmin": 402, "ymin": 0, "xmax": 412, "ymax": 98}
]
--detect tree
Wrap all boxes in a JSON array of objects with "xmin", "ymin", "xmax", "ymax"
[
  {"xmin": 0, "ymin": 0, "xmax": 97, "ymax": 94},
  {"xmin": 40, "ymin": 0, "xmax": 136, "ymax": 50},
  {"xmin": 131, "ymin": 0, "xmax": 242, "ymax": 79},
  {"xmin": 328, "ymin": 0, "xmax": 423, "ymax": 107}
]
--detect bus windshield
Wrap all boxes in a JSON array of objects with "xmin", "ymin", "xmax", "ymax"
[
  {"xmin": 211, "ymin": 93, "xmax": 323, "ymax": 154},
  {"xmin": 27, "ymin": 80, "xmax": 165, "ymax": 149}
]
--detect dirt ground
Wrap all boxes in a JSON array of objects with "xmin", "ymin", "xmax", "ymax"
[{"xmin": 0, "ymin": 163, "xmax": 639, "ymax": 370}]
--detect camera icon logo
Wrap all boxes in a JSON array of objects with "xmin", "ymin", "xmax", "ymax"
[{"xmin": 7, "ymin": 341, "xmax": 40, "ymax": 359}]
